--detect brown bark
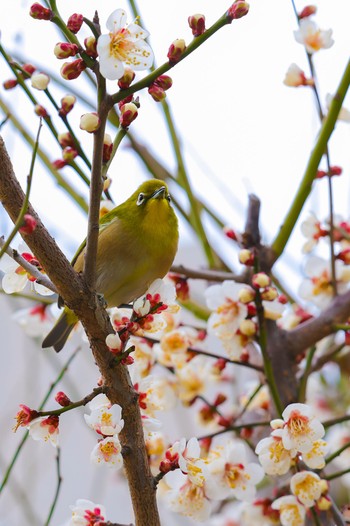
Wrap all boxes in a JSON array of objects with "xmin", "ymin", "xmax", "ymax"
[{"xmin": 0, "ymin": 136, "xmax": 160, "ymax": 526}]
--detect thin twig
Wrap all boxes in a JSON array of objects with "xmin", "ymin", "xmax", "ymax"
[{"xmin": 44, "ymin": 447, "xmax": 62, "ymax": 526}]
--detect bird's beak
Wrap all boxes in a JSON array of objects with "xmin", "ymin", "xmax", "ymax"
[{"xmin": 151, "ymin": 186, "xmax": 166, "ymax": 199}]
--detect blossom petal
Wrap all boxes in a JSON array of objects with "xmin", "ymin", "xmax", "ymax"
[
  {"xmin": 106, "ymin": 9, "xmax": 127, "ymax": 32},
  {"xmin": 2, "ymin": 272, "xmax": 27, "ymax": 293}
]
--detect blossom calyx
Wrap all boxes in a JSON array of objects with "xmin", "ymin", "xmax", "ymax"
[
  {"xmin": 80, "ymin": 112, "xmax": 100, "ymax": 133},
  {"xmin": 67, "ymin": 13, "xmax": 83, "ymax": 34},
  {"xmin": 227, "ymin": 1, "xmax": 250, "ymax": 21},
  {"xmin": 120, "ymin": 102, "xmax": 138, "ymax": 128},
  {"xmin": 30, "ymin": 3, "xmax": 53, "ymax": 20},
  {"xmin": 54, "ymin": 42, "xmax": 79, "ymax": 59},
  {"xmin": 188, "ymin": 14, "xmax": 206, "ymax": 37},
  {"xmin": 167, "ymin": 39, "xmax": 186, "ymax": 64},
  {"xmin": 59, "ymin": 94, "xmax": 76, "ymax": 116},
  {"xmin": 60, "ymin": 58, "xmax": 86, "ymax": 80},
  {"xmin": 31, "ymin": 73, "xmax": 50, "ymax": 90},
  {"xmin": 118, "ymin": 68, "xmax": 136, "ymax": 90},
  {"xmin": 19, "ymin": 214, "xmax": 37, "ymax": 235}
]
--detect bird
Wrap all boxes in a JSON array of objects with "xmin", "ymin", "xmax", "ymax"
[{"xmin": 42, "ymin": 179, "xmax": 179, "ymax": 352}]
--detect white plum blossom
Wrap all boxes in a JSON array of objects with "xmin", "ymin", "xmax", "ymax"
[
  {"xmin": 204, "ymin": 442, "xmax": 264, "ymax": 502},
  {"xmin": 134, "ymin": 374, "xmax": 177, "ymax": 417},
  {"xmin": 283, "ymin": 63, "xmax": 311, "ymax": 87},
  {"xmin": 294, "ymin": 19, "xmax": 334, "ymax": 54},
  {"xmin": 12, "ymin": 303, "xmax": 53, "ymax": 337},
  {"xmin": 300, "ymin": 213, "xmax": 327, "ymax": 253},
  {"xmin": 165, "ymin": 471, "xmax": 212, "ymax": 522},
  {"xmin": 27, "ymin": 415, "xmax": 59, "ymax": 447},
  {"xmin": 97, "ymin": 8, "xmax": 154, "ymax": 80},
  {"xmin": 90, "ymin": 435, "xmax": 123, "ymax": 468},
  {"xmin": 154, "ymin": 326, "xmax": 198, "ymax": 367},
  {"xmin": 84, "ymin": 394, "xmax": 124, "ymax": 436},
  {"xmin": 141, "ymin": 414, "xmax": 163, "ymax": 436},
  {"xmin": 272, "ymin": 495, "xmax": 306, "ymax": 526},
  {"xmin": 301, "ymin": 438, "xmax": 329, "ymax": 469},
  {"xmin": 255, "ymin": 428, "xmax": 296, "ymax": 476},
  {"xmin": 69, "ymin": 499, "xmax": 106, "ymax": 526},
  {"xmin": 290, "ymin": 471, "xmax": 323, "ymax": 508},
  {"xmin": 280, "ymin": 403, "xmax": 325, "ymax": 453},
  {"xmin": 175, "ymin": 355, "xmax": 214, "ymax": 403}
]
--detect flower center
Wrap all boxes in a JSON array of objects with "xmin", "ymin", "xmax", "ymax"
[
  {"xmin": 109, "ymin": 29, "xmax": 134, "ymax": 60},
  {"xmin": 287, "ymin": 411, "xmax": 310, "ymax": 436}
]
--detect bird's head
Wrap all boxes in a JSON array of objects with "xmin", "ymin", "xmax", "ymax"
[{"xmin": 127, "ymin": 179, "xmax": 174, "ymax": 223}]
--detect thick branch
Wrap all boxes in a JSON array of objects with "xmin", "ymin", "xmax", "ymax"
[{"xmin": 0, "ymin": 136, "xmax": 159, "ymax": 526}]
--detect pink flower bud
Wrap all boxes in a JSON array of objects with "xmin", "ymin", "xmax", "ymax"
[
  {"xmin": 118, "ymin": 67, "xmax": 136, "ymax": 89},
  {"xmin": 80, "ymin": 112, "xmax": 100, "ymax": 133},
  {"xmin": 62, "ymin": 147, "xmax": 78, "ymax": 162},
  {"xmin": 298, "ymin": 5, "xmax": 317, "ymax": 19},
  {"xmin": 31, "ymin": 72, "xmax": 50, "ymax": 90},
  {"xmin": 188, "ymin": 14, "xmax": 206, "ymax": 37},
  {"xmin": 227, "ymin": 1, "xmax": 250, "ymax": 21},
  {"xmin": 52, "ymin": 159, "xmax": 67, "ymax": 170},
  {"xmin": 252, "ymin": 272, "xmax": 270, "ymax": 288},
  {"xmin": 67, "ymin": 13, "xmax": 84, "ymax": 34},
  {"xmin": 120, "ymin": 102, "xmax": 138, "ymax": 128},
  {"xmin": 84, "ymin": 36, "xmax": 97, "ymax": 58},
  {"xmin": 154, "ymin": 75, "xmax": 173, "ymax": 91},
  {"xmin": 148, "ymin": 83, "xmax": 166, "ymax": 102},
  {"xmin": 55, "ymin": 391, "xmax": 71, "ymax": 407},
  {"xmin": 223, "ymin": 226, "xmax": 237, "ymax": 240},
  {"xmin": 60, "ymin": 58, "xmax": 86, "ymax": 80},
  {"xmin": 3, "ymin": 79, "xmax": 18, "ymax": 90},
  {"xmin": 167, "ymin": 39, "xmax": 186, "ymax": 64},
  {"xmin": 29, "ymin": 3, "xmax": 52, "ymax": 20},
  {"xmin": 103, "ymin": 134, "xmax": 113, "ymax": 163},
  {"xmin": 19, "ymin": 214, "xmax": 37, "ymax": 234},
  {"xmin": 238, "ymin": 248, "xmax": 254, "ymax": 266},
  {"xmin": 22, "ymin": 63, "xmax": 36, "ymax": 77},
  {"xmin": 330, "ymin": 165, "xmax": 342, "ymax": 176},
  {"xmin": 59, "ymin": 94, "xmax": 76, "ymax": 116},
  {"xmin": 54, "ymin": 42, "xmax": 79, "ymax": 59},
  {"xmin": 58, "ymin": 132, "xmax": 74, "ymax": 148},
  {"xmin": 34, "ymin": 104, "xmax": 49, "ymax": 117}
]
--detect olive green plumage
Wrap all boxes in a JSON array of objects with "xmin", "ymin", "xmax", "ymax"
[{"xmin": 42, "ymin": 179, "xmax": 179, "ymax": 352}]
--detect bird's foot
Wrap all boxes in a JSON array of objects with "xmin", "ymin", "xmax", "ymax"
[{"xmin": 97, "ymin": 293, "xmax": 107, "ymax": 309}]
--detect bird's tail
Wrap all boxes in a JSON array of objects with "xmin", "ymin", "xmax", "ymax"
[{"xmin": 42, "ymin": 309, "xmax": 77, "ymax": 353}]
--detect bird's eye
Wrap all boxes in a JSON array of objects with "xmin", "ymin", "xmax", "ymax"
[
  {"xmin": 137, "ymin": 192, "xmax": 145, "ymax": 206},
  {"xmin": 167, "ymin": 194, "xmax": 171, "ymax": 203}
]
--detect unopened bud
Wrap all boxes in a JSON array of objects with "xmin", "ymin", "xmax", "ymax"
[
  {"xmin": 118, "ymin": 67, "xmax": 136, "ymax": 89},
  {"xmin": 62, "ymin": 147, "xmax": 78, "ymax": 162},
  {"xmin": 60, "ymin": 58, "xmax": 86, "ymax": 80},
  {"xmin": 238, "ymin": 249, "xmax": 254, "ymax": 266},
  {"xmin": 252, "ymin": 272, "xmax": 270, "ymax": 289},
  {"xmin": 59, "ymin": 94, "xmax": 76, "ymax": 116},
  {"xmin": 80, "ymin": 112, "xmax": 100, "ymax": 133},
  {"xmin": 103, "ymin": 177, "xmax": 112, "ymax": 191},
  {"xmin": 188, "ymin": 14, "xmax": 206, "ymax": 37},
  {"xmin": 52, "ymin": 159, "xmax": 67, "ymax": 170},
  {"xmin": 3, "ymin": 79, "xmax": 18, "ymax": 90},
  {"xmin": 34, "ymin": 104, "xmax": 49, "ymax": 118},
  {"xmin": 106, "ymin": 332, "xmax": 122, "ymax": 351},
  {"xmin": 167, "ymin": 39, "xmax": 186, "ymax": 64},
  {"xmin": 214, "ymin": 393, "xmax": 227, "ymax": 406},
  {"xmin": 238, "ymin": 286, "xmax": 255, "ymax": 303},
  {"xmin": 67, "ymin": 13, "xmax": 84, "ymax": 34},
  {"xmin": 22, "ymin": 64, "xmax": 36, "ymax": 77},
  {"xmin": 154, "ymin": 75, "xmax": 173, "ymax": 91},
  {"xmin": 58, "ymin": 132, "xmax": 75, "ymax": 148},
  {"xmin": 227, "ymin": 1, "xmax": 250, "ymax": 21},
  {"xmin": 261, "ymin": 286, "xmax": 278, "ymax": 301},
  {"xmin": 31, "ymin": 72, "xmax": 50, "ymax": 90},
  {"xmin": 54, "ymin": 42, "xmax": 79, "ymax": 59},
  {"xmin": 337, "ymin": 248, "xmax": 350, "ymax": 265},
  {"xmin": 298, "ymin": 5, "xmax": 317, "ymax": 19},
  {"xmin": 118, "ymin": 94, "xmax": 133, "ymax": 110},
  {"xmin": 120, "ymin": 102, "xmax": 138, "ymax": 128},
  {"xmin": 330, "ymin": 165, "xmax": 342, "ymax": 176},
  {"xmin": 283, "ymin": 63, "xmax": 312, "ymax": 87},
  {"xmin": 84, "ymin": 36, "xmax": 97, "ymax": 58},
  {"xmin": 317, "ymin": 496, "xmax": 331, "ymax": 511},
  {"xmin": 223, "ymin": 226, "xmax": 237, "ymax": 240},
  {"xmin": 270, "ymin": 418, "xmax": 284, "ymax": 430},
  {"xmin": 30, "ymin": 3, "xmax": 52, "ymax": 20},
  {"xmin": 239, "ymin": 319, "xmax": 256, "ymax": 336},
  {"xmin": 55, "ymin": 391, "xmax": 71, "ymax": 407},
  {"xmin": 103, "ymin": 134, "xmax": 113, "ymax": 163},
  {"xmin": 148, "ymin": 83, "xmax": 166, "ymax": 102},
  {"xmin": 19, "ymin": 214, "xmax": 37, "ymax": 234}
]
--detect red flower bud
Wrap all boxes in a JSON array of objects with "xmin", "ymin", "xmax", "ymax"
[
  {"xmin": 84, "ymin": 36, "xmax": 97, "ymax": 58},
  {"xmin": 22, "ymin": 63, "xmax": 36, "ymax": 77},
  {"xmin": 3, "ymin": 79, "xmax": 18, "ymax": 90},
  {"xmin": 118, "ymin": 95, "xmax": 134, "ymax": 110},
  {"xmin": 67, "ymin": 13, "xmax": 84, "ymax": 34},
  {"xmin": 214, "ymin": 393, "xmax": 227, "ymax": 406},
  {"xmin": 29, "ymin": 3, "xmax": 52, "ymax": 20},
  {"xmin": 54, "ymin": 42, "xmax": 79, "ymax": 59},
  {"xmin": 337, "ymin": 248, "xmax": 350, "ymax": 265},
  {"xmin": 227, "ymin": 1, "xmax": 250, "ymax": 21},
  {"xmin": 52, "ymin": 159, "xmax": 67, "ymax": 170},
  {"xmin": 118, "ymin": 67, "xmax": 136, "ymax": 89},
  {"xmin": 34, "ymin": 104, "xmax": 49, "ymax": 118},
  {"xmin": 19, "ymin": 214, "xmax": 37, "ymax": 234},
  {"xmin": 330, "ymin": 165, "xmax": 342, "ymax": 176},
  {"xmin": 58, "ymin": 132, "xmax": 75, "ymax": 148},
  {"xmin": 154, "ymin": 75, "xmax": 173, "ymax": 91},
  {"xmin": 55, "ymin": 391, "xmax": 71, "ymax": 407},
  {"xmin": 120, "ymin": 102, "xmax": 138, "ymax": 128},
  {"xmin": 298, "ymin": 5, "xmax": 317, "ymax": 19},
  {"xmin": 167, "ymin": 39, "xmax": 186, "ymax": 64},
  {"xmin": 148, "ymin": 83, "xmax": 166, "ymax": 102},
  {"xmin": 103, "ymin": 134, "xmax": 113, "ymax": 163},
  {"xmin": 188, "ymin": 14, "xmax": 206, "ymax": 37},
  {"xmin": 62, "ymin": 147, "xmax": 78, "ymax": 162},
  {"xmin": 60, "ymin": 58, "xmax": 86, "ymax": 80},
  {"xmin": 223, "ymin": 226, "xmax": 237, "ymax": 240}
]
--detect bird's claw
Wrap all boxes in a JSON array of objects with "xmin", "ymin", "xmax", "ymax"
[{"xmin": 97, "ymin": 293, "xmax": 107, "ymax": 308}]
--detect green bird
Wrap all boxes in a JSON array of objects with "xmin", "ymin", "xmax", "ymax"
[{"xmin": 42, "ymin": 179, "xmax": 179, "ymax": 352}]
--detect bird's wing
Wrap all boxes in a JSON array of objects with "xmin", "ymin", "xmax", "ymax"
[{"xmin": 70, "ymin": 208, "xmax": 118, "ymax": 267}]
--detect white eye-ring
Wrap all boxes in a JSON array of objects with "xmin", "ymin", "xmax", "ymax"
[{"xmin": 137, "ymin": 192, "xmax": 145, "ymax": 206}]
